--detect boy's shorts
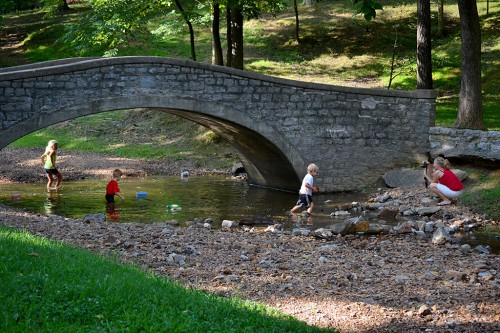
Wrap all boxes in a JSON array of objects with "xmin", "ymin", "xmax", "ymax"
[
  {"xmin": 105, "ymin": 194, "xmax": 115, "ymax": 204},
  {"xmin": 295, "ymin": 194, "xmax": 312, "ymax": 208},
  {"xmin": 45, "ymin": 168, "xmax": 59, "ymax": 175}
]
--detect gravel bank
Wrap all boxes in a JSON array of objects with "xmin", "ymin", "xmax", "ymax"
[{"xmin": 1, "ymin": 147, "xmax": 499, "ymax": 332}]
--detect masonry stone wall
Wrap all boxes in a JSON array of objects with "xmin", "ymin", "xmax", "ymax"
[
  {"xmin": 0, "ymin": 57, "xmax": 436, "ymax": 191},
  {"xmin": 430, "ymin": 127, "xmax": 500, "ymax": 162}
]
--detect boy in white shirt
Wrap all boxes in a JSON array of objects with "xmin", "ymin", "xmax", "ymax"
[{"xmin": 290, "ymin": 164, "xmax": 319, "ymax": 217}]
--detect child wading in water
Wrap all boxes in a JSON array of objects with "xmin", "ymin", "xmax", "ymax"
[
  {"xmin": 40, "ymin": 140, "xmax": 63, "ymax": 191},
  {"xmin": 291, "ymin": 163, "xmax": 319, "ymax": 217},
  {"xmin": 105, "ymin": 169, "xmax": 125, "ymax": 212}
]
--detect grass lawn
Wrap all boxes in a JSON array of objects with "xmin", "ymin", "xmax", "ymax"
[{"xmin": 0, "ymin": 226, "xmax": 332, "ymax": 333}]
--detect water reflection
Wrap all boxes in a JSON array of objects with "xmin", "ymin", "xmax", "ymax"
[
  {"xmin": 1, "ymin": 175, "xmax": 497, "ymax": 253},
  {"xmin": 106, "ymin": 207, "xmax": 120, "ymax": 222},
  {"xmin": 44, "ymin": 190, "xmax": 63, "ymax": 215},
  {"xmin": 0, "ymin": 175, "xmax": 361, "ymax": 227}
]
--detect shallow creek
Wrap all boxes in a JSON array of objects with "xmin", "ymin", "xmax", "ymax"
[{"xmin": 1, "ymin": 175, "xmax": 498, "ymax": 253}]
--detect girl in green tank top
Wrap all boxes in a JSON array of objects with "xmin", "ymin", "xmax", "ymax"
[{"xmin": 40, "ymin": 140, "xmax": 63, "ymax": 190}]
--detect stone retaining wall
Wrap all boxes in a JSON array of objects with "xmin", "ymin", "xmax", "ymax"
[{"xmin": 430, "ymin": 127, "xmax": 500, "ymax": 163}]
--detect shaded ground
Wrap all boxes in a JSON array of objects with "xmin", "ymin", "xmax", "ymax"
[
  {"xmin": 1, "ymin": 148, "xmax": 499, "ymax": 333},
  {"xmin": 0, "ymin": 147, "xmax": 230, "ymax": 184}
]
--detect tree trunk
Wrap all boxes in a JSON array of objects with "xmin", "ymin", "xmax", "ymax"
[
  {"xmin": 388, "ymin": 35, "xmax": 398, "ymax": 89},
  {"xmin": 417, "ymin": 0, "xmax": 432, "ymax": 89},
  {"xmin": 294, "ymin": 0, "xmax": 300, "ymax": 43},
  {"xmin": 226, "ymin": 7, "xmax": 232, "ymax": 67},
  {"xmin": 455, "ymin": 0, "xmax": 484, "ymax": 129},
  {"xmin": 174, "ymin": 0, "xmax": 197, "ymax": 61},
  {"xmin": 211, "ymin": 1, "xmax": 223, "ymax": 65},
  {"xmin": 230, "ymin": 8, "xmax": 244, "ymax": 70},
  {"xmin": 61, "ymin": 0, "xmax": 70, "ymax": 11},
  {"xmin": 436, "ymin": 0, "xmax": 445, "ymax": 38}
]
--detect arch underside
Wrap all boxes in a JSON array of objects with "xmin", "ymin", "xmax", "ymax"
[
  {"xmin": 3, "ymin": 99, "xmax": 301, "ymax": 192},
  {"xmin": 165, "ymin": 109, "xmax": 300, "ymax": 192}
]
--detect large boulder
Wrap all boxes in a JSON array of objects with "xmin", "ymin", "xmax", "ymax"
[
  {"xmin": 383, "ymin": 168, "xmax": 423, "ymax": 188},
  {"xmin": 383, "ymin": 168, "xmax": 467, "ymax": 188}
]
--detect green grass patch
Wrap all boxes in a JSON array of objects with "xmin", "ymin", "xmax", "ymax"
[
  {"xmin": 458, "ymin": 168, "xmax": 500, "ymax": 220},
  {"xmin": 10, "ymin": 110, "xmax": 238, "ymax": 169},
  {"xmin": 0, "ymin": 226, "xmax": 332, "ymax": 333}
]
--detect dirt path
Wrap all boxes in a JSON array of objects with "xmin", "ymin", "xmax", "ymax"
[{"xmin": 0, "ymin": 147, "xmax": 230, "ymax": 184}]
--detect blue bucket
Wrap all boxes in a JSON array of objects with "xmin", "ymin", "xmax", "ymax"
[{"xmin": 136, "ymin": 191, "xmax": 148, "ymax": 199}]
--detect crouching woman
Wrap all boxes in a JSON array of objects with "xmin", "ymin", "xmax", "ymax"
[{"xmin": 423, "ymin": 157, "xmax": 463, "ymax": 206}]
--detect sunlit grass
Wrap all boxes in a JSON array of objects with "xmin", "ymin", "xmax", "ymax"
[
  {"xmin": 459, "ymin": 168, "xmax": 500, "ymax": 219},
  {"xmin": 0, "ymin": 226, "xmax": 332, "ymax": 333}
]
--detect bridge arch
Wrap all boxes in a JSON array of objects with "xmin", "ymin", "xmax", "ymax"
[
  {"xmin": 0, "ymin": 56, "xmax": 437, "ymax": 191},
  {"xmin": 6, "ymin": 94, "xmax": 303, "ymax": 191}
]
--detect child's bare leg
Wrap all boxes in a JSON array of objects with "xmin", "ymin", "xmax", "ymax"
[
  {"xmin": 307, "ymin": 202, "xmax": 314, "ymax": 215},
  {"xmin": 54, "ymin": 172, "xmax": 62, "ymax": 189},
  {"xmin": 46, "ymin": 174, "xmax": 53, "ymax": 189},
  {"xmin": 290, "ymin": 205, "xmax": 301, "ymax": 213}
]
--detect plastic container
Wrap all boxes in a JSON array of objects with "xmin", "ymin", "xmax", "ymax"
[
  {"xmin": 167, "ymin": 204, "xmax": 182, "ymax": 211},
  {"xmin": 11, "ymin": 194, "xmax": 21, "ymax": 200},
  {"xmin": 136, "ymin": 191, "xmax": 148, "ymax": 199}
]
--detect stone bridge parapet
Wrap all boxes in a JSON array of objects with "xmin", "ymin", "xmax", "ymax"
[{"xmin": 0, "ymin": 56, "xmax": 437, "ymax": 192}]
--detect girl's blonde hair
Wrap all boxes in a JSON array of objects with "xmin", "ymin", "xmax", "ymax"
[
  {"xmin": 44, "ymin": 140, "xmax": 58, "ymax": 155},
  {"xmin": 434, "ymin": 156, "xmax": 451, "ymax": 170}
]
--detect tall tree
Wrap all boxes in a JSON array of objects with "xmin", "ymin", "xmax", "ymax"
[
  {"xmin": 228, "ymin": 0, "xmax": 244, "ymax": 69},
  {"xmin": 417, "ymin": 0, "xmax": 432, "ymax": 89},
  {"xmin": 224, "ymin": 0, "xmax": 287, "ymax": 69},
  {"xmin": 455, "ymin": 0, "xmax": 484, "ymax": 129},
  {"xmin": 174, "ymin": 0, "xmax": 197, "ymax": 61},
  {"xmin": 211, "ymin": 1, "xmax": 224, "ymax": 65},
  {"xmin": 293, "ymin": 0, "xmax": 299, "ymax": 43},
  {"xmin": 436, "ymin": 0, "xmax": 445, "ymax": 38}
]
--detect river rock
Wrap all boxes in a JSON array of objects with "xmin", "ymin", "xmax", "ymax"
[
  {"xmin": 432, "ymin": 227, "xmax": 451, "ymax": 245},
  {"xmin": 377, "ymin": 208, "xmax": 399, "ymax": 220},
  {"xmin": 221, "ymin": 220, "xmax": 238, "ymax": 229},
  {"xmin": 292, "ymin": 228, "xmax": 312, "ymax": 237},
  {"xmin": 83, "ymin": 213, "xmax": 106, "ymax": 223},
  {"xmin": 383, "ymin": 168, "xmax": 424, "ymax": 188},
  {"xmin": 313, "ymin": 228, "xmax": 334, "ymax": 239},
  {"xmin": 265, "ymin": 224, "xmax": 283, "ymax": 233},
  {"xmin": 416, "ymin": 206, "xmax": 441, "ymax": 216},
  {"xmin": 327, "ymin": 220, "xmax": 355, "ymax": 235}
]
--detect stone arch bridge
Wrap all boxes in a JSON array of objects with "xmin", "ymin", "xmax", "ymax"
[{"xmin": 0, "ymin": 57, "xmax": 436, "ymax": 192}]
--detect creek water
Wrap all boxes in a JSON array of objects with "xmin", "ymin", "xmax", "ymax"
[
  {"xmin": 1, "ymin": 175, "xmax": 498, "ymax": 253},
  {"xmin": 0, "ymin": 175, "xmax": 366, "ymax": 228}
]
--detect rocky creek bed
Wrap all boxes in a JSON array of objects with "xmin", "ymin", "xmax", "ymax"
[{"xmin": 1, "ymin": 147, "xmax": 499, "ymax": 332}]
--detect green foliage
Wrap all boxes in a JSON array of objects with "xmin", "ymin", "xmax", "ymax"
[
  {"xmin": 2, "ymin": 1, "xmax": 499, "ymax": 129},
  {"xmin": 459, "ymin": 168, "xmax": 500, "ymax": 220},
  {"xmin": 0, "ymin": 0, "xmax": 41, "ymax": 13},
  {"xmin": 62, "ymin": 0, "xmax": 175, "ymax": 56},
  {"xmin": 0, "ymin": 0, "xmax": 15, "ymax": 14},
  {"xmin": 352, "ymin": 0, "xmax": 383, "ymax": 21},
  {"xmin": 0, "ymin": 227, "xmax": 333, "ymax": 332},
  {"xmin": 10, "ymin": 110, "xmax": 237, "ymax": 166}
]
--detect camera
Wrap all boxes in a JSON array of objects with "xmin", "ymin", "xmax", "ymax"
[{"xmin": 421, "ymin": 161, "xmax": 428, "ymax": 168}]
